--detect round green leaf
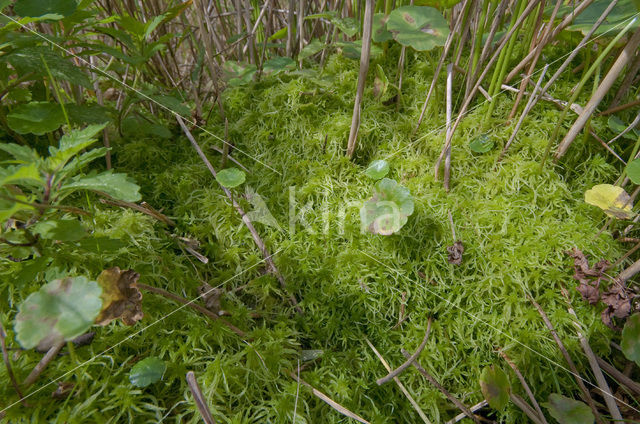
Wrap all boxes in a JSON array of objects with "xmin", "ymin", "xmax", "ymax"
[
  {"xmin": 7, "ymin": 102, "xmax": 65, "ymax": 135},
  {"xmin": 621, "ymin": 313, "xmax": 640, "ymax": 366},
  {"xmin": 130, "ymin": 357, "xmax": 167, "ymax": 388},
  {"xmin": 216, "ymin": 167, "xmax": 246, "ymax": 188},
  {"xmin": 360, "ymin": 178, "xmax": 414, "ymax": 235},
  {"xmin": 14, "ymin": 0, "xmax": 77, "ymax": 17},
  {"xmin": 469, "ymin": 134, "xmax": 494, "ymax": 153},
  {"xmin": 32, "ymin": 219, "xmax": 87, "ymax": 242},
  {"xmin": 543, "ymin": 393, "xmax": 594, "ymax": 424},
  {"xmin": 387, "ymin": 6, "xmax": 449, "ymax": 51},
  {"xmin": 372, "ymin": 14, "xmax": 393, "ymax": 43},
  {"xmin": 365, "ymin": 160, "xmax": 390, "ymax": 180},
  {"xmin": 479, "ymin": 366, "xmax": 510, "ymax": 410},
  {"xmin": 14, "ymin": 276, "xmax": 102, "ymax": 350},
  {"xmin": 626, "ymin": 159, "xmax": 640, "ymax": 185}
]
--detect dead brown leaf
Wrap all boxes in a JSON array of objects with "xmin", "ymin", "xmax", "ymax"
[
  {"xmin": 95, "ymin": 267, "xmax": 143, "ymax": 326},
  {"xmin": 447, "ymin": 241, "xmax": 464, "ymax": 265},
  {"xmin": 567, "ymin": 248, "xmax": 610, "ymax": 304},
  {"xmin": 198, "ymin": 283, "xmax": 224, "ymax": 315}
]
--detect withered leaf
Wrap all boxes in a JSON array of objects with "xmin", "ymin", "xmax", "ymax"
[
  {"xmin": 601, "ymin": 283, "xmax": 633, "ymax": 330},
  {"xmin": 447, "ymin": 241, "xmax": 464, "ymax": 265},
  {"xmin": 95, "ymin": 267, "xmax": 143, "ymax": 326},
  {"xmin": 52, "ymin": 382, "xmax": 75, "ymax": 400},
  {"xmin": 198, "ymin": 282, "xmax": 224, "ymax": 314},
  {"xmin": 567, "ymin": 248, "xmax": 610, "ymax": 304}
]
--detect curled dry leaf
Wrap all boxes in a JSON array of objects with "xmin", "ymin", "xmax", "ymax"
[
  {"xmin": 198, "ymin": 282, "xmax": 224, "ymax": 315},
  {"xmin": 95, "ymin": 267, "xmax": 143, "ymax": 326},
  {"xmin": 601, "ymin": 283, "xmax": 633, "ymax": 330},
  {"xmin": 447, "ymin": 241, "xmax": 464, "ymax": 265},
  {"xmin": 567, "ymin": 248, "xmax": 609, "ymax": 304}
]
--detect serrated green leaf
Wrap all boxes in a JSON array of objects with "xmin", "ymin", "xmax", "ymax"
[
  {"xmin": 543, "ymin": 393, "xmax": 594, "ymax": 424},
  {"xmin": 14, "ymin": 276, "xmax": 102, "ymax": 350},
  {"xmin": 14, "ymin": 0, "xmax": 77, "ymax": 17},
  {"xmin": 4, "ymin": 47, "xmax": 91, "ymax": 88},
  {"xmin": 479, "ymin": 366, "xmax": 510, "ymax": 410},
  {"xmin": 130, "ymin": 357, "xmax": 166, "ymax": 387},
  {"xmin": 621, "ymin": 313, "xmax": 640, "ymax": 366},
  {"xmin": 0, "ymin": 144, "xmax": 40, "ymax": 164},
  {"xmin": 32, "ymin": 219, "xmax": 87, "ymax": 242},
  {"xmin": 216, "ymin": 167, "xmax": 246, "ymax": 188},
  {"xmin": 360, "ymin": 178, "xmax": 414, "ymax": 235},
  {"xmin": 61, "ymin": 170, "xmax": 141, "ymax": 202},
  {"xmin": 299, "ymin": 39, "xmax": 325, "ymax": 60},
  {"xmin": 47, "ymin": 124, "xmax": 106, "ymax": 170},
  {"xmin": 263, "ymin": 56, "xmax": 296, "ymax": 75},
  {"xmin": 7, "ymin": 102, "xmax": 65, "ymax": 135},
  {"xmin": 387, "ymin": 6, "xmax": 449, "ymax": 51},
  {"xmin": 0, "ymin": 163, "xmax": 43, "ymax": 187},
  {"xmin": 365, "ymin": 160, "xmax": 390, "ymax": 180}
]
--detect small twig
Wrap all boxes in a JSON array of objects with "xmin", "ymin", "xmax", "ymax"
[
  {"xmin": 377, "ymin": 318, "xmax": 432, "ymax": 385},
  {"xmin": 186, "ymin": 371, "xmax": 217, "ymax": 424},
  {"xmin": 0, "ymin": 322, "xmax": 28, "ymax": 406},
  {"xmin": 448, "ymin": 210, "xmax": 456, "ymax": 241},
  {"xmin": 529, "ymin": 296, "xmax": 603, "ymax": 423},
  {"xmin": 402, "ymin": 350, "xmax": 480, "ymax": 424},
  {"xmin": 0, "ymin": 193, "xmax": 90, "ymax": 216},
  {"xmin": 366, "ymin": 338, "xmax": 432, "ymax": 424},
  {"xmin": 293, "ymin": 359, "xmax": 300, "ymax": 423},
  {"xmin": 287, "ymin": 371, "xmax": 371, "ymax": 424},
  {"xmin": 510, "ymin": 393, "xmax": 546, "ymax": 424},
  {"xmin": 22, "ymin": 341, "xmax": 65, "ymax": 389},
  {"xmin": 137, "ymin": 283, "xmax": 247, "ymax": 338},
  {"xmin": 596, "ymin": 356, "xmax": 640, "ymax": 396},
  {"xmin": 561, "ymin": 287, "xmax": 623, "ymax": 422},
  {"xmin": 497, "ymin": 350, "xmax": 548, "ymax": 424},
  {"xmin": 445, "ymin": 400, "xmax": 488, "ymax": 424},
  {"xmin": 99, "ymin": 198, "xmax": 176, "ymax": 226},
  {"xmin": 392, "ymin": 292, "xmax": 408, "ymax": 330}
]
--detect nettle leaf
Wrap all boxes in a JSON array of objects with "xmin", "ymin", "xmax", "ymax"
[
  {"xmin": 372, "ymin": 14, "xmax": 393, "ymax": 43},
  {"xmin": 223, "ymin": 61, "xmax": 257, "ymax": 86},
  {"xmin": 14, "ymin": 276, "xmax": 102, "ymax": 350},
  {"xmin": 365, "ymin": 159, "xmax": 390, "ymax": 180},
  {"xmin": 61, "ymin": 170, "xmax": 142, "ymax": 202},
  {"xmin": 129, "ymin": 357, "xmax": 166, "ymax": 388},
  {"xmin": 4, "ymin": 47, "xmax": 92, "ymax": 88},
  {"xmin": 299, "ymin": 39, "xmax": 325, "ymax": 60},
  {"xmin": 626, "ymin": 158, "xmax": 640, "ymax": 185},
  {"xmin": 0, "ymin": 143, "xmax": 41, "ymax": 164},
  {"xmin": 469, "ymin": 134, "xmax": 494, "ymax": 153},
  {"xmin": 621, "ymin": 313, "xmax": 640, "ymax": 365},
  {"xmin": 360, "ymin": 178, "xmax": 414, "ymax": 235},
  {"xmin": 146, "ymin": 94, "xmax": 191, "ymax": 116},
  {"xmin": 584, "ymin": 184, "xmax": 634, "ymax": 220},
  {"xmin": 262, "ymin": 56, "xmax": 296, "ymax": 75},
  {"xmin": 543, "ymin": 393, "xmax": 594, "ymax": 424},
  {"xmin": 95, "ymin": 267, "xmax": 143, "ymax": 326},
  {"xmin": 7, "ymin": 102, "xmax": 65, "ymax": 135},
  {"xmin": 333, "ymin": 16, "xmax": 358, "ymax": 37},
  {"xmin": 32, "ymin": 219, "xmax": 87, "ymax": 242},
  {"xmin": 48, "ymin": 124, "xmax": 106, "ymax": 170},
  {"xmin": 0, "ymin": 163, "xmax": 43, "ymax": 187},
  {"xmin": 14, "ymin": 0, "xmax": 77, "ymax": 18},
  {"xmin": 387, "ymin": 6, "xmax": 449, "ymax": 51},
  {"xmin": 216, "ymin": 167, "xmax": 246, "ymax": 188},
  {"xmin": 479, "ymin": 365, "xmax": 510, "ymax": 410}
]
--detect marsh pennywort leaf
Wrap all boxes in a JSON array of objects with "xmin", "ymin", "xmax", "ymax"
[
  {"xmin": 584, "ymin": 184, "xmax": 634, "ymax": 219},
  {"xmin": 7, "ymin": 102, "xmax": 65, "ymax": 135},
  {"xmin": 564, "ymin": 0, "xmax": 640, "ymax": 36},
  {"xmin": 95, "ymin": 267, "xmax": 143, "ymax": 326},
  {"xmin": 32, "ymin": 219, "xmax": 87, "ymax": 242},
  {"xmin": 543, "ymin": 394, "xmax": 594, "ymax": 424},
  {"xmin": 61, "ymin": 170, "xmax": 142, "ymax": 202},
  {"xmin": 365, "ymin": 159, "xmax": 390, "ymax": 180},
  {"xmin": 372, "ymin": 14, "xmax": 392, "ymax": 43},
  {"xmin": 387, "ymin": 6, "xmax": 449, "ymax": 51},
  {"xmin": 129, "ymin": 357, "xmax": 166, "ymax": 388},
  {"xmin": 14, "ymin": 276, "xmax": 102, "ymax": 350},
  {"xmin": 621, "ymin": 313, "xmax": 640, "ymax": 365},
  {"xmin": 479, "ymin": 366, "xmax": 510, "ymax": 410},
  {"xmin": 626, "ymin": 159, "xmax": 640, "ymax": 185},
  {"xmin": 13, "ymin": 0, "xmax": 77, "ymax": 18},
  {"xmin": 360, "ymin": 178, "xmax": 414, "ymax": 235},
  {"xmin": 469, "ymin": 134, "xmax": 494, "ymax": 153},
  {"xmin": 216, "ymin": 167, "xmax": 246, "ymax": 188}
]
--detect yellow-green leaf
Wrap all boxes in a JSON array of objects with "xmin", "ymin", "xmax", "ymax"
[{"xmin": 584, "ymin": 184, "xmax": 634, "ymax": 219}]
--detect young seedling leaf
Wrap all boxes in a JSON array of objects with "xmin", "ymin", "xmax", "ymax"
[
  {"xmin": 387, "ymin": 6, "xmax": 449, "ymax": 51},
  {"xmin": 15, "ymin": 276, "xmax": 102, "ymax": 350},
  {"xmin": 626, "ymin": 158, "xmax": 640, "ymax": 185},
  {"xmin": 479, "ymin": 365, "xmax": 510, "ymax": 410},
  {"xmin": 95, "ymin": 267, "xmax": 143, "ymax": 326},
  {"xmin": 543, "ymin": 393, "xmax": 594, "ymax": 424},
  {"xmin": 262, "ymin": 56, "xmax": 296, "ymax": 75},
  {"xmin": 372, "ymin": 14, "xmax": 392, "ymax": 43},
  {"xmin": 7, "ymin": 102, "xmax": 65, "ymax": 135},
  {"xmin": 584, "ymin": 184, "xmax": 634, "ymax": 219},
  {"xmin": 360, "ymin": 178, "xmax": 414, "ymax": 235},
  {"xmin": 469, "ymin": 134, "xmax": 494, "ymax": 153},
  {"xmin": 13, "ymin": 0, "xmax": 77, "ymax": 18},
  {"xmin": 216, "ymin": 167, "xmax": 246, "ymax": 188},
  {"xmin": 47, "ymin": 124, "xmax": 106, "ymax": 170},
  {"xmin": 269, "ymin": 27, "xmax": 287, "ymax": 41},
  {"xmin": 129, "ymin": 356, "xmax": 166, "ymax": 388},
  {"xmin": 621, "ymin": 313, "xmax": 640, "ymax": 365},
  {"xmin": 33, "ymin": 219, "xmax": 87, "ymax": 242},
  {"xmin": 373, "ymin": 64, "xmax": 389, "ymax": 100},
  {"xmin": 365, "ymin": 159, "xmax": 390, "ymax": 180},
  {"xmin": 61, "ymin": 170, "xmax": 142, "ymax": 202}
]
